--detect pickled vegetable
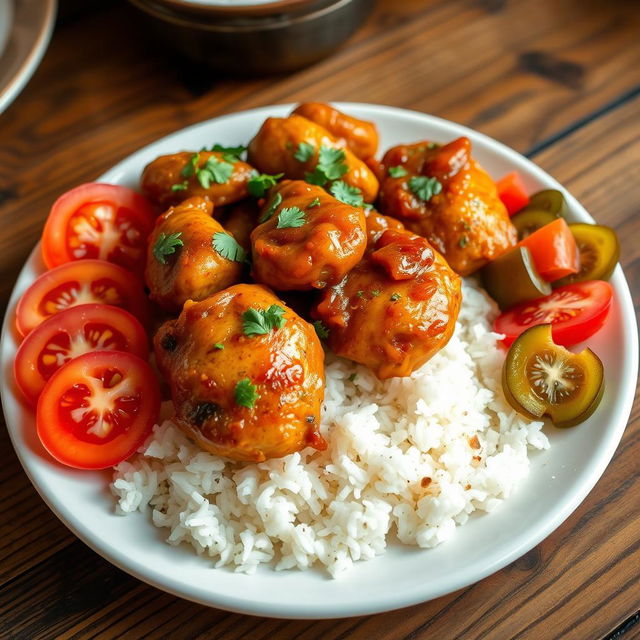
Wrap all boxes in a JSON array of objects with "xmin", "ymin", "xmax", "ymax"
[
  {"xmin": 554, "ymin": 223, "xmax": 620, "ymax": 287},
  {"xmin": 502, "ymin": 324, "xmax": 604, "ymax": 428},
  {"xmin": 511, "ymin": 208, "xmax": 557, "ymax": 240},
  {"xmin": 524, "ymin": 189, "xmax": 568, "ymax": 218},
  {"xmin": 481, "ymin": 246, "xmax": 551, "ymax": 309}
]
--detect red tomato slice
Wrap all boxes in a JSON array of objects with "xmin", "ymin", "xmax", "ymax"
[
  {"xmin": 496, "ymin": 172, "xmax": 530, "ymax": 216},
  {"xmin": 494, "ymin": 281, "xmax": 613, "ymax": 347},
  {"xmin": 14, "ymin": 304, "xmax": 149, "ymax": 405},
  {"xmin": 517, "ymin": 217, "xmax": 579, "ymax": 282},
  {"xmin": 37, "ymin": 350, "xmax": 160, "ymax": 469},
  {"xmin": 16, "ymin": 259, "xmax": 148, "ymax": 336},
  {"xmin": 42, "ymin": 183, "xmax": 156, "ymax": 276}
]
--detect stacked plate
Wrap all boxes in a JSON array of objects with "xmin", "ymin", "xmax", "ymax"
[{"xmin": 127, "ymin": 0, "xmax": 373, "ymax": 74}]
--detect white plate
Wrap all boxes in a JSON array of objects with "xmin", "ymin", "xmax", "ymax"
[
  {"xmin": 1, "ymin": 104, "xmax": 637, "ymax": 619},
  {"xmin": 0, "ymin": 0, "xmax": 56, "ymax": 115}
]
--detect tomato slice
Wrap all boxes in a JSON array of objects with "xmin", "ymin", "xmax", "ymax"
[
  {"xmin": 16, "ymin": 259, "xmax": 148, "ymax": 336},
  {"xmin": 517, "ymin": 217, "xmax": 579, "ymax": 282},
  {"xmin": 494, "ymin": 281, "xmax": 613, "ymax": 347},
  {"xmin": 37, "ymin": 350, "xmax": 160, "ymax": 469},
  {"xmin": 42, "ymin": 183, "xmax": 156, "ymax": 276},
  {"xmin": 496, "ymin": 172, "xmax": 530, "ymax": 216},
  {"xmin": 14, "ymin": 304, "xmax": 148, "ymax": 405}
]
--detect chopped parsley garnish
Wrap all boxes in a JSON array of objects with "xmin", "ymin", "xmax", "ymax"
[
  {"xmin": 210, "ymin": 143, "xmax": 247, "ymax": 163},
  {"xmin": 304, "ymin": 146, "xmax": 348, "ymax": 186},
  {"xmin": 308, "ymin": 197, "xmax": 321, "ymax": 208},
  {"xmin": 330, "ymin": 181, "xmax": 364, "ymax": 207},
  {"xmin": 213, "ymin": 343, "xmax": 224, "ymax": 350},
  {"xmin": 248, "ymin": 172, "xmax": 284, "ymax": 198},
  {"xmin": 277, "ymin": 206, "xmax": 306, "ymax": 229},
  {"xmin": 313, "ymin": 320, "xmax": 329, "ymax": 340},
  {"xmin": 259, "ymin": 192, "xmax": 283, "ymax": 223},
  {"xmin": 171, "ymin": 182, "xmax": 188, "ymax": 192},
  {"xmin": 409, "ymin": 176, "xmax": 442, "ymax": 202},
  {"xmin": 458, "ymin": 235, "xmax": 469, "ymax": 248},
  {"xmin": 294, "ymin": 141, "xmax": 315, "ymax": 162},
  {"xmin": 153, "ymin": 232, "xmax": 183, "ymax": 264},
  {"xmin": 242, "ymin": 305, "xmax": 287, "ymax": 336},
  {"xmin": 356, "ymin": 290, "xmax": 364, "ymax": 298},
  {"xmin": 390, "ymin": 293, "xmax": 401, "ymax": 301},
  {"xmin": 371, "ymin": 289, "xmax": 381, "ymax": 297},
  {"xmin": 212, "ymin": 232, "xmax": 246, "ymax": 262},
  {"xmin": 234, "ymin": 378, "xmax": 259, "ymax": 409},
  {"xmin": 388, "ymin": 166, "xmax": 408, "ymax": 178}
]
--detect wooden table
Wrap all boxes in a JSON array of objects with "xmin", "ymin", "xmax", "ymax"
[{"xmin": 1, "ymin": 1, "xmax": 638, "ymax": 637}]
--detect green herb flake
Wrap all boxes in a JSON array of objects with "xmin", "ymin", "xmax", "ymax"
[
  {"xmin": 277, "ymin": 206, "xmax": 306, "ymax": 229},
  {"xmin": 294, "ymin": 141, "xmax": 315, "ymax": 162},
  {"xmin": 388, "ymin": 166, "xmax": 408, "ymax": 178},
  {"xmin": 308, "ymin": 197, "xmax": 321, "ymax": 208},
  {"xmin": 428, "ymin": 142, "xmax": 438, "ymax": 149},
  {"xmin": 409, "ymin": 176, "xmax": 442, "ymax": 202},
  {"xmin": 348, "ymin": 373, "xmax": 357, "ymax": 382},
  {"xmin": 213, "ymin": 343, "xmax": 225, "ymax": 350},
  {"xmin": 458, "ymin": 235, "xmax": 469, "ymax": 248},
  {"xmin": 330, "ymin": 181, "xmax": 364, "ymax": 207},
  {"xmin": 210, "ymin": 143, "xmax": 247, "ymax": 163},
  {"xmin": 197, "ymin": 156, "xmax": 234, "ymax": 188},
  {"xmin": 461, "ymin": 220, "xmax": 471, "ymax": 231},
  {"xmin": 371, "ymin": 289, "xmax": 381, "ymax": 297},
  {"xmin": 212, "ymin": 232, "xmax": 246, "ymax": 262},
  {"xmin": 313, "ymin": 320, "xmax": 329, "ymax": 340},
  {"xmin": 260, "ymin": 191, "xmax": 283, "ymax": 224},
  {"xmin": 242, "ymin": 305, "xmax": 287, "ymax": 337},
  {"xmin": 153, "ymin": 232, "xmax": 184, "ymax": 265},
  {"xmin": 234, "ymin": 378, "xmax": 259, "ymax": 409},
  {"xmin": 304, "ymin": 145, "xmax": 348, "ymax": 186},
  {"xmin": 248, "ymin": 172, "xmax": 284, "ymax": 198},
  {"xmin": 356, "ymin": 290, "xmax": 364, "ymax": 298},
  {"xmin": 171, "ymin": 181, "xmax": 188, "ymax": 192},
  {"xmin": 181, "ymin": 152, "xmax": 200, "ymax": 179},
  {"xmin": 390, "ymin": 293, "xmax": 401, "ymax": 301}
]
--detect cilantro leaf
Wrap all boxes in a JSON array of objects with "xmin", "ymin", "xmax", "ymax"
[
  {"xmin": 181, "ymin": 153, "xmax": 200, "ymax": 178},
  {"xmin": 242, "ymin": 305, "xmax": 287, "ymax": 337},
  {"xmin": 318, "ymin": 146, "xmax": 348, "ymax": 180},
  {"xmin": 212, "ymin": 232, "xmax": 246, "ymax": 262},
  {"xmin": 197, "ymin": 156, "xmax": 234, "ymax": 188},
  {"xmin": 304, "ymin": 168, "xmax": 329, "ymax": 186},
  {"xmin": 171, "ymin": 182, "xmax": 188, "ymax": 192},
  {"xmin": 308, "ymin": 197, "xmax": 321, "ymax": 208},
  {"xmin": 248, "ymin": 172, "xmax": 283, "ymax": 198},
  {"xmin": 390, "ymin": 293, "xmax": 401, "ymax": 301},
  {"xmin": 259, "ymin": 191, "xmax": 283, "ymax": 223},
  {"xmin": 409, "ymin": 176, "xmax": 442, "ymax": 202},
  {"xmin": 388, "ymin": 166, "xmax": 408, "ymax": 178},
  {"xmin": 210, "ymin": 143, "xmax": 247, "ymax": 162},
  {"xmin": 330, "ymin": 181, "xmax": 364, "ymax": 207},
  {"xmin": 313, "ymin": 320, "xmax": 329, "ymax": 340},
  {"xmin": 213, "ymin": 343, "xmax": 224, "ymax": 350},
  {"xmin": 277, "ymin": 206, "xmax": 306, "ymax": 229},
  {"xmin": 294, "ymin": 142, "xmax": 315, "ymax": 162},
  {"xmin": 234, "ymin": 378, "xmax": 259, "ymax": 409},
  {"xmin": 153, "ymin": 232, "xmax": 183, "ymax": 265}
]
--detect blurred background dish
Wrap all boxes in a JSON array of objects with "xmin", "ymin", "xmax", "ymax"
[
  {"xmin": 0, "ymin": 0, "xmax": 56, "ymax": 115},
  {"xmin": 127, "ymin": 0, "xmax": 373, "ymax": 75}
]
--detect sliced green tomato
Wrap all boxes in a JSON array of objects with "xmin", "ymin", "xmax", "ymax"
[
  {"xmin": 511, "ymin": 208, "xmax": 558, "ymax": 240},
  {"xmin": 524, "ymin": 189, "xmax": 568, "ymax": 218},
  {"xmin": 481, "ymin": 246, "xmax": 551, "ymax": 310},
  {"xmin": 554, "ymin": 223, "xmax": 620, "ymax": 287},
  {"xmin": 502, "ymin": 324, "xmax": 604, "ymax": 428}
]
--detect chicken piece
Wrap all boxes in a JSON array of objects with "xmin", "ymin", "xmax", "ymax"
[
  {"xmin": 220, "ymin": 199, "xmax": 259, "ymax": 253},
  {"xmin": 141, "ymin": 150, "xmax": 255, "ymax": 210},
  {"xmin": 247, "ymin": 115, "xmax": 379, "ymax": 203},
  {"xmin": 313, "ymin": 229, "xmax": 461, "ymax": 379},
  {"xmin": 365, "ymin": 208, "xmax": 405, "ymax": 247},
  {"xmin": 292, "ymin": 102, "xmax": 379, "ymax": 160},
  {"xmin": 145, "ymin": 197, "xmax": 243, "ymax": 312},
  {"xmin": 251, "ymin": 180, "xmax": 367, "ymax": 290},
  {"xmin": 379, "ymin": 137, "xmax": 517, "ymax": 276},
  {"xmin": 154, "ymin": 284, "xmax": 326, "ymax": 462}
]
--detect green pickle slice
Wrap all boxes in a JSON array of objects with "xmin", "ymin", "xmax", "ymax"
[
  {"xmin": 511, "ymin": 208, "xmax": 557, "ymax": 240},
  {"xmin": 481, "ymin": 246, "xmax": 551, "ymax": 310},
  {"xmin": 525, "ymin": 189, "xmax": 568, "ymax": 218}
]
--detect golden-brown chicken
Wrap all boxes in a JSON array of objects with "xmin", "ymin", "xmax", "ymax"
[
  {"xmin": 154, "ymin": 284, "xmax": 326, "ymax": 462},
  {"xmin": 313, "ymin": 229, "xmax": 461, "ymax": 379},
  {"xmin": 378, "ymin": 137, "xmax": 517, "ymax": 276},
  {"xmin": 247, "ymin": 115, "xmax": 379, "ymax": 203},
  {"xmin": 251, "ymin": 180, "xmax": 367, "ymax": 290},
  {"xmin": 292, "ymin": 102, "xmax": 379, "ymax": 160},
  {"xmin": 141, "ymin": 150, "xmax": 255, "ymax": 210},
  {"xmin": 145, "ymin": 197, "xmax": 243, "ymax": 312},
  {"xmin": 364, "ymin": 208, "xmax": 405, "ymax": 247},
  {"xmin": 220, "ymin": 199, "xmax": 259, "ymax": 253}
]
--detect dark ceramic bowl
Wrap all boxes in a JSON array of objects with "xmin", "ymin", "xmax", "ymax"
[{"xmin": 128, "ymin": 0, "xmax": 373, "ymax": 75}]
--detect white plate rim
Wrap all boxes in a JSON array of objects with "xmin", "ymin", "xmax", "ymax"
[{"xmin": 1, "ymin": 103, "xmax": 637, "ymax": 619}]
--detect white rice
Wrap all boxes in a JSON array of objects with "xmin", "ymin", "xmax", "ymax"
[{"xmin": 111, "ymin": 279, "xmax": 549, "ymax": 577}]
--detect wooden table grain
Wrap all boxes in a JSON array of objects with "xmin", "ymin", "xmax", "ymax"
[{"xmin": 1, "ymin": 1, "xmax": 638, "ymax": 638}]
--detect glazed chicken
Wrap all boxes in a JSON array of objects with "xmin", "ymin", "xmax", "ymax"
[
  {"xmin": 292, "ymin": 102, "xmax": 379, "ymax": 160},
  {"xmin": 378, "ymin": 136, "xmax": 517, "ymax": 275},
  {"xmin": 154, "ymin": 284, "xmax": 326, "ymax": 462},
  {"xmin": 247, "ymin": 114, "xmax": 379, "ymax": 203},
  {"xmin": 251, "ymin": 180, "xmax": 367, "ymax": 290},
  {"xmin": 145, "ymin": 197, "xmax": 242, "ymax": 312},
  {"xmin": 141, "ymin": 150, "xmax": 255, "ymax": 210},
  {"xmin": 364, "ymin": 208, "xmax": 405, "ymax": 247},
  {"xmin": 313, "ymin": 229, "xmax": 461, "ymax": 379},
  {"xmin": 220, "ymin": 199, "xmax": 259, "ymax": 253}
]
